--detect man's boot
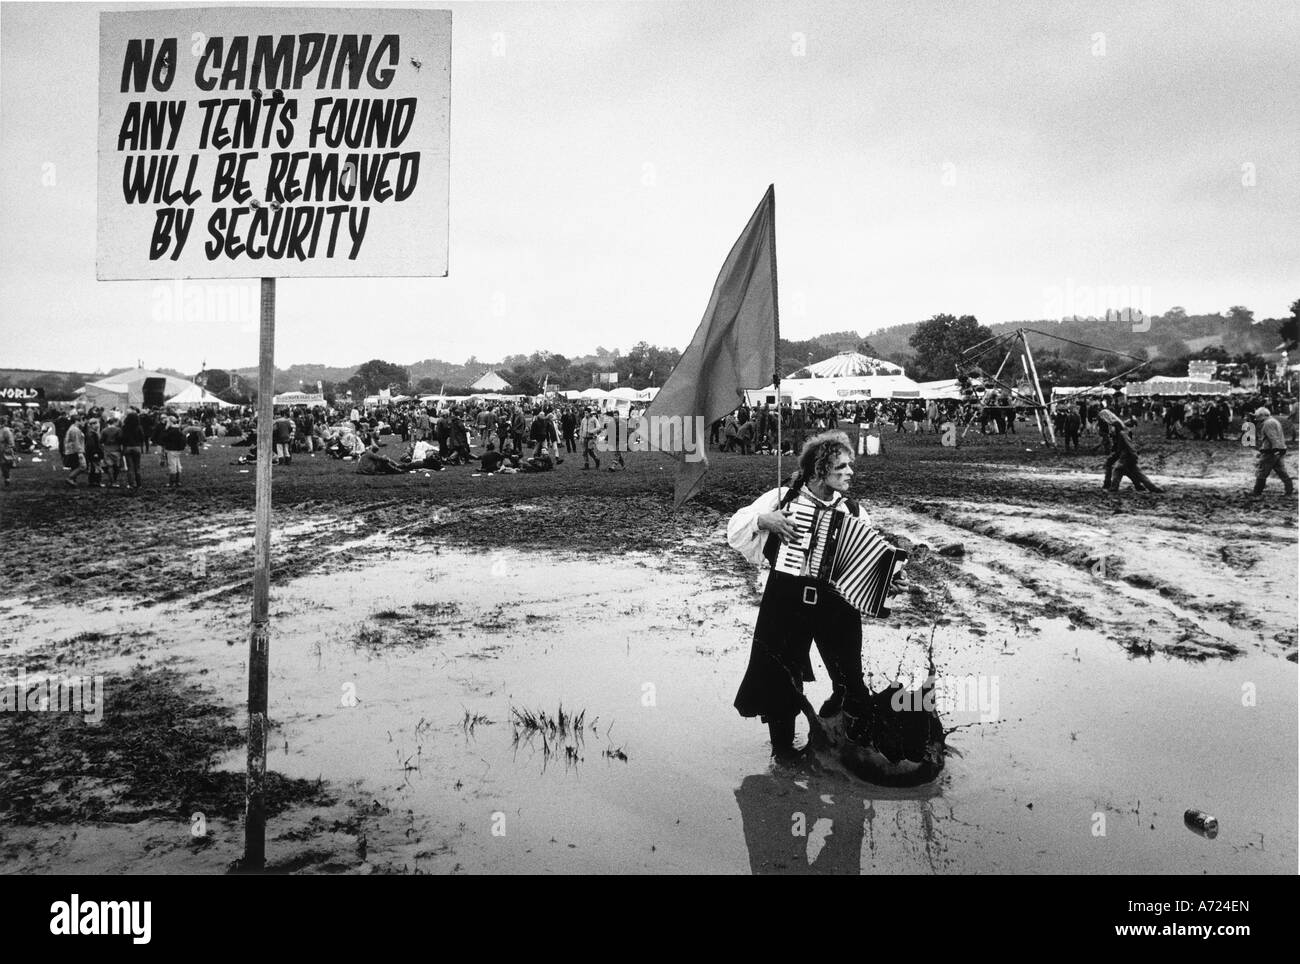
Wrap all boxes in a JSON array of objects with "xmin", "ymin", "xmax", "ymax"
[
  {"xmin": 766, "ymin": 714, "xmax": 797, "ymax": 760},
  {"xmin": 818, "ymin": 690, "xmax": 844, "ymax": 719},
  {"xmin": 842, "ymin": 700, "xmax": 873, "ymax": 745}
]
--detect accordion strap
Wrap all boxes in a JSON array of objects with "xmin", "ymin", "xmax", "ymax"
[
  {"xmin": 778, "ymin": 477, "xmax": 803, "ymax": 510},
  {"xmin": 762, "ymin": 477, "xmax": 806, "ymax": 567}
]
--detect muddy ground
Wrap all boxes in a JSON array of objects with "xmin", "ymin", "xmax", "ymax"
[{"xmin": 0, "ymin": 425, "xmax": 1295, "ymax": 873}]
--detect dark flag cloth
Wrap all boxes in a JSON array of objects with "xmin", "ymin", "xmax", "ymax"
[{"xmin": 645, "ymin": 185, "xmax": 778, "ymax": 506}]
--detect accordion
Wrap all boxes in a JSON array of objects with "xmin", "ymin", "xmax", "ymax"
[{"xmin": 772, "ymin": 502, "xmax": 908, "ymax": 618}]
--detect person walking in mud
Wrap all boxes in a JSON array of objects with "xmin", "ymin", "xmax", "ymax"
[
  {"xmin": 62, "ymin": 412, "xmax": 87, "ymax": 487},
  {"xmin": 1250, "ymin": 406, "xmax": 1295, "ymax": 497},
  {"xmin": 581, "ymin": 408, "xmax": 602, "ymax": 470},
  {"xmin": 605, "ymin": 408, "xmax": 626, "ymax": 470},
  {"xmin": 120, "ymin": 409, "xmax": 145, "ymax": 492},
  {"xmin": 1061, "ymin": 405, "xmax": 1081, "ymax": 453},
  {"xmin": 1107, "ymin": 417, "xmax": 1162, "ymax": 493},
  {"xmin": 0, "ymin": 416, "xmax": 15, "ymax": 487},
  {"xmin": 727, "ymin": 430, "xmax": 876, "ymax": 763},
  {"xmin": 1097, "ymin": 407, "xmax": 1125, "ymax": 488}
]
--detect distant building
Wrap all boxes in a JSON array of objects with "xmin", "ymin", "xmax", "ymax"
[{"xmin": 470, "ymin": 370, "xmax": 512, "ymax": 392}]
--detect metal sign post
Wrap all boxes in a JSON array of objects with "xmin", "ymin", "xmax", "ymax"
[{"xmin": 245, "ymin": 277, "xmax": 275, "ymax": 869}]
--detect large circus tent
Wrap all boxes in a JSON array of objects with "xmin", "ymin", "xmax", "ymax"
[
  {"xmin": 744, "ymin": 351, "xmax": 925, "ymax": 404},
  {"xmin": 794, "ymin": 351, "xmax": 906, "ymax": 379}
]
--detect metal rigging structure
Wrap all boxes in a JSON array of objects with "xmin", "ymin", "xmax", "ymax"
[{"xmin": 956, "ymin": 328, "xmax": 1150, "ymax": 447}]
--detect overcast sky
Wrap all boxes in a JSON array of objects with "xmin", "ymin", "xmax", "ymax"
[{"xmin": 2, "ymin": 0, "xmax": 1297, "ymax": 375}]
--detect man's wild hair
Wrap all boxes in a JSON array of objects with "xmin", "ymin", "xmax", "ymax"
[{"xmin": 794, "ymin": 429, "xmax": 854, "ymax": 485}]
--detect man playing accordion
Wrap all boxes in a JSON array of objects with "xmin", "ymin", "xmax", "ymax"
[{"xmin": 727, "ymin": 430, "xmax": 878, "ymax": 762}]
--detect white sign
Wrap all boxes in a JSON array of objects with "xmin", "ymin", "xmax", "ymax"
[{"xmin": 97, "ymin": 7, "xmax": 450, "ymax": 280}]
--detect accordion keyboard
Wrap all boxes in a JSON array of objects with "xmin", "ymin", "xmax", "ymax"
[{"xmin": 771, "ymin": 499, "xmax": 819, "ymax": 577}]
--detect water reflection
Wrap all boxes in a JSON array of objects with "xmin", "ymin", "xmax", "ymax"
[{"xmin": 734, "ymin": 767, "xmax": 952, "ymax": 874}]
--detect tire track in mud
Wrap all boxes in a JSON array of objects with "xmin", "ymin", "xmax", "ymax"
[
  {"xmin": 907, "ymin": 500, "xmax": 1200, "ymax": 608},
  {"xmin": 872, "ymin": 501, "xmax": 1257, "ymax": 661}
]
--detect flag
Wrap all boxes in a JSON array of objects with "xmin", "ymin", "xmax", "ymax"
[{"xmin": 645, "ymin": 185, "xmax": 778, "ymax": 506}]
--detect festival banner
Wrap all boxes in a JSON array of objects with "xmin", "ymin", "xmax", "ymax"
[
  {"xmin": 97, "ymin": 7, "xmax": 451, "ymax": 280},
  {"xmin": 0, "ymin": 387, "xmax": 45, "ymax": 401}
]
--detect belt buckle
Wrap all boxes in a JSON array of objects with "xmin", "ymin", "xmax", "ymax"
[{"xmin": 802, "ymin": 585, "xmax": 818, "ymax": 605}]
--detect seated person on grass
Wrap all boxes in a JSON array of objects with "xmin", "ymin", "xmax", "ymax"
[
  {"xmin": 410, "ymin": 439, "xmax": 445, "ymax": 471},
  {"xmin": 519, "ymin": 450, "xmax": 556, "ymax": 473},
  {"xmin": 357, "ymin": 443, "xmax": 415, "ymax": 475},
  {"xmin": 477, "ymin": 442, "xmax": 505, "ymax": 475}
]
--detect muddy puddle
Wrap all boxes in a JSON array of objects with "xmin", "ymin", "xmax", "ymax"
[{"xmin": 1, "ymin": 528, "xmax": 1293, "ymax": 874}]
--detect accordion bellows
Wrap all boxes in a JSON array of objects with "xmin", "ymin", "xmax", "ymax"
[{"xmin": 772, "ymin": 502, "xmax": 907, "ymax": 617}]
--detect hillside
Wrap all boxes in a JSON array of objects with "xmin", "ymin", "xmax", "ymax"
[
  {"xmin": 230, "ymin": 363, "xmax": 355, "ymax": 392},
  {"xmin": 864, "ymin": 311, "xmax": 1289, "ymax": 368},
  {"xmin": 222, "ymin": 309, "xmax": 1290, "ymax": 394},
  {"xmin": 10, "ymin": 306, "xmax": 1290, "ymax": 401}
]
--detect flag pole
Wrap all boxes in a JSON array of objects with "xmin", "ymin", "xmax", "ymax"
[
  {"xmin": 767, "ymin": 185, "xmax": 782, "ymax": 495},
  {"xmin": 775, "ymin": 372, "xmax": 782, "ymax": 491}
]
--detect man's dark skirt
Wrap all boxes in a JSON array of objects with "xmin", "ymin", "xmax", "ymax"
[{"xmin": 734, "ymin": 572, "xmax": 863, "ymax": 720}]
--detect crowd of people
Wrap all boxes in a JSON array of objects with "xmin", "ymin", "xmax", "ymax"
[
  {"xmin": 0, "ymin": 398, "xmax": 646, "ymax": 488},
  {"xmin": 344, "ymin": 401, "xmax": 619, "ymax": 475},
  {"xmin": 0, "ymin": 407, "xmax": 205, "ymax": 491},
  {"xmin": 1051, "ymin": 393, "xmax": 1271, "ymax": 445},
  {"xmin": 0, "ymin": 385, "xmax": 1293, "ymax": 495}
]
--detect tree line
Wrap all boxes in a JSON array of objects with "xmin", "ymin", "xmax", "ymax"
[
  {"xmin": 901, "ymin": 300, "xmax": 1298, "ymax": 387},
  {"xmin": 14, "ymin": 299, "xmax": 1296, "ymax": 403}
]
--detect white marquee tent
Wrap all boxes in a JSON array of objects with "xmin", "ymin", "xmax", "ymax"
[
  {"xmin": 561, "ymin": 386, "xmax": 656, "ymax": 404},
  {"xmin": 169, "ymin": 384, "xmax": 235, "ymax": 408},
  {"xmin": 746, "ymin": 373, "xmax": 923, "ymax": 405},
  {"xmin": 77, "ymin": 368, "xmax": 202, "ymax": 409},
  {"xmin": 469, "ymin": 370, "xmax": 512, "ymax": 392},
  {"xmin": 914, "ymin": 379, "xmax": 964, "ymax": 400},
  {"xmin": 576, "ymin": 387, "xmax": 615, "ymax": 410},
  {"xmin": 1122, "ymin": 376, "xmax": 1231, "ymax": 397}
]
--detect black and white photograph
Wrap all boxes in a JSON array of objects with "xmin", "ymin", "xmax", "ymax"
[{"xmin": 0, "ymin": 0, "xmax": 1296, "ymax": 904}]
